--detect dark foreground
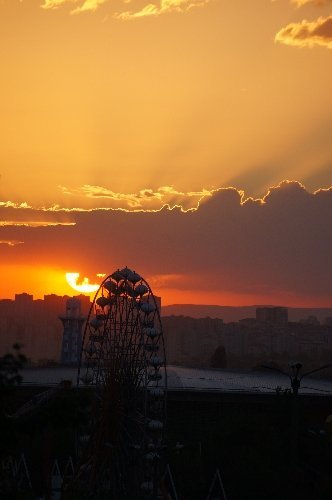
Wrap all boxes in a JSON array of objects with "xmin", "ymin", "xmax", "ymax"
[{"xmin": 1, "ymin": 385, "xmax": 332, "ymax": 500}]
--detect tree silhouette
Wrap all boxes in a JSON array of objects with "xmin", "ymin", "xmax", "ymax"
[
  {"xmin": 0, "ymin": 343, "xmax": 26, "ymax": 417},
  {"xmin": 210, "ymin": 345, "xmax": 227, "ymax": 369}
]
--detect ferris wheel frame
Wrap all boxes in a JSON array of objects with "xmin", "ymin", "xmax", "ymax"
[{"xmin": 73, "ymin": 267, "xmax": 167, "ymax": 499}]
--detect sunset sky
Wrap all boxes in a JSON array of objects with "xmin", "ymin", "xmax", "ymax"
[{"xmin": 0, "ymin": 0, "xmax": 331, "ymax": 306}]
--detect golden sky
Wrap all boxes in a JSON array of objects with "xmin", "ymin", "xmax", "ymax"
[{"xmin": 0, "ymin": 0, "xmax": 332, "ymax": 306}]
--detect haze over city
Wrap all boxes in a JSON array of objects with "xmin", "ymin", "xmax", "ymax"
[{"xmin": 1, "ymin": 0, "xmax": 332, "ymax": 306}]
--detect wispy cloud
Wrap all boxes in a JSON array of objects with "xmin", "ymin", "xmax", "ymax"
[
  {"xmin": 0, "ymin": 240, "xmax": 24, "ymax": 246},
  {"xmin": 0, "ymin": 221, "xmax": 76, "ymax": 227},
  {"xmin": 71, "ymin": 0, "xmax": 108, "ymax": 14},
  {"xmin": 275, "ymin": 15, "xmax": 332, "ymax": 48},
  {"xmin": 0, "ymin": 200, "xmax": 77, "ymax": 226},
  {"xmin": 291, "ymin": 0, "xmax": 332, "ymax": 6},
  {"xmin": 59, "ymin": 184, "xmax": 213, "ymax": 210},
  {"xmin": 39, "ymin": 0, "xmax": 211, "ymax": 17},
  {"xmin": 0, "ymin": 201, "xmax": 33, "ymax": 209},
  {"xmin": 41, "ymin": 0, "xmax": 107, "ymax": 14},
  {"xmin": 115, "ymin": 0, "xmax": 209, "ymax": 19},
  {"xmin": 41, "ymin": 0, "xmax": 77, "ymax": 9}
]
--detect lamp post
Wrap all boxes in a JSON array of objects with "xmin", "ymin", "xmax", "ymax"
[{"xmin": 262, "ymin": 362, "xmax": 332, "ymax": 465}]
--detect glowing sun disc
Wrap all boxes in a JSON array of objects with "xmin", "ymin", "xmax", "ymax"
[{"xmin": 66, "ymin": 273, "xmax": 100, "ymax": 293}]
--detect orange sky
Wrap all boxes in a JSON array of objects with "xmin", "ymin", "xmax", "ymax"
[{"xmin": 1, "ymin": 1, "xmax": 332, "ymax": 307}]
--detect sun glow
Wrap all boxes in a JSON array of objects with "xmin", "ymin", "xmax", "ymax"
[{"xmin": 65, "ymin": 273, "xmax": 100, "ymax": 294}]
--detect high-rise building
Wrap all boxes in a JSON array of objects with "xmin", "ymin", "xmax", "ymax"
[
  {"xmin": 15, "ymin": 293, "xmax": 33, "ymax": 304},
  {"xmin": 59, "ymin": 298, "xmax": 86, "ymax": 365},
  {"xmin": 256, "ymin": 306, "xmax": 288, "ymax": 326}
]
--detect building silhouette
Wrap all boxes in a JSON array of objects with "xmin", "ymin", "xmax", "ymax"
[{"xmin": 256, "ymin": 306, "xmax": 288, "ymax": 325}]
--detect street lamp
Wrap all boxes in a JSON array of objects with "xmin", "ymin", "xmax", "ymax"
[
  {"xmin": 262, "ymin": 361, "xmax": 332, "ymax": 464},
  {"xmin": 262, "ymin": 362, "xmax": 332, "ymax": 394}
]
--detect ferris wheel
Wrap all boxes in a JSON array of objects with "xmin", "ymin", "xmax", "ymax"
[{"xmin": 72, "ymin": 267, "xmax": 167, "ymax": 499}]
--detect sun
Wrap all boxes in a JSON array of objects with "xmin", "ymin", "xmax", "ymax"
[{"xmin": 65, "ymin": 272, "xmax": 101, "ymax": 294}]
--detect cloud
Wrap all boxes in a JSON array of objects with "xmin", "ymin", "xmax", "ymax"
[
  {"xmin": 41, "ymin": 0, "xmax": 108, "ymax": 13},
  {"xmin": 71, "ymin": 0, "xmax": 108, "ymax": 14},
  {"xmin": 0, "ymin": 240, "xmax": 24, "ymax": 247},
  {"xmin": 58, "ymin": 184, "xmax": 213, "ymax": 210},
  {"xmin": 0, "ymin": 201, "xmax": 33, "ymax": 209},
  {"xmin": 0, "ymin": 201, "xmax": 77, "ymax": 227},
  {"xmin": 1, "ymin": 181, "xmax": 332, "ymax": 305},
  {"xmin": 41, "ymin": 0, "xmax": 78, "ymax": 9},
  {"xmin": 0, "ymin": 221, "xmax": 76, "ymax": 227},
  {"xmin": 291, "ymin": 0, "xmax": 332, "ymax": 6},
  {"xmin": 40, "ymin": 0, "xmax": 207, "ymax": 16},
  {"xmin": 275, "ymin": 15, "xmax": 332, "ymax": 48},
  {"xmin": 114, "ymin": 0, "xmax": 209, "ymax": 19}
]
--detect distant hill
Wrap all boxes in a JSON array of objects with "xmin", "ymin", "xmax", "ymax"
[{"xmin": 161, "ymin": 304, "xmax": 332, "ymax": 323}]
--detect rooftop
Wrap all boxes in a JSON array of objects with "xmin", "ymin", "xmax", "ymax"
[{"xmin": 20, "ymin": 365, "xmax": 332, "ymax": 396}]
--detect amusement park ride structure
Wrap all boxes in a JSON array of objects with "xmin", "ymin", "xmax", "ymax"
[{"xmin": 66, "ymin": 267, "xmax": 167, "ymax": 499}]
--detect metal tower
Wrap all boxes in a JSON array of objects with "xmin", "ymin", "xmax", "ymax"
[{"xmin": 59, "ymin": 298, "xmax": 86, "ymax": 365}]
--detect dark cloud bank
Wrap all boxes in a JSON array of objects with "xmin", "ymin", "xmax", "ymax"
[{"xmin": 1, "ymin": 181, "xmax": 331, "ymax": 303}]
